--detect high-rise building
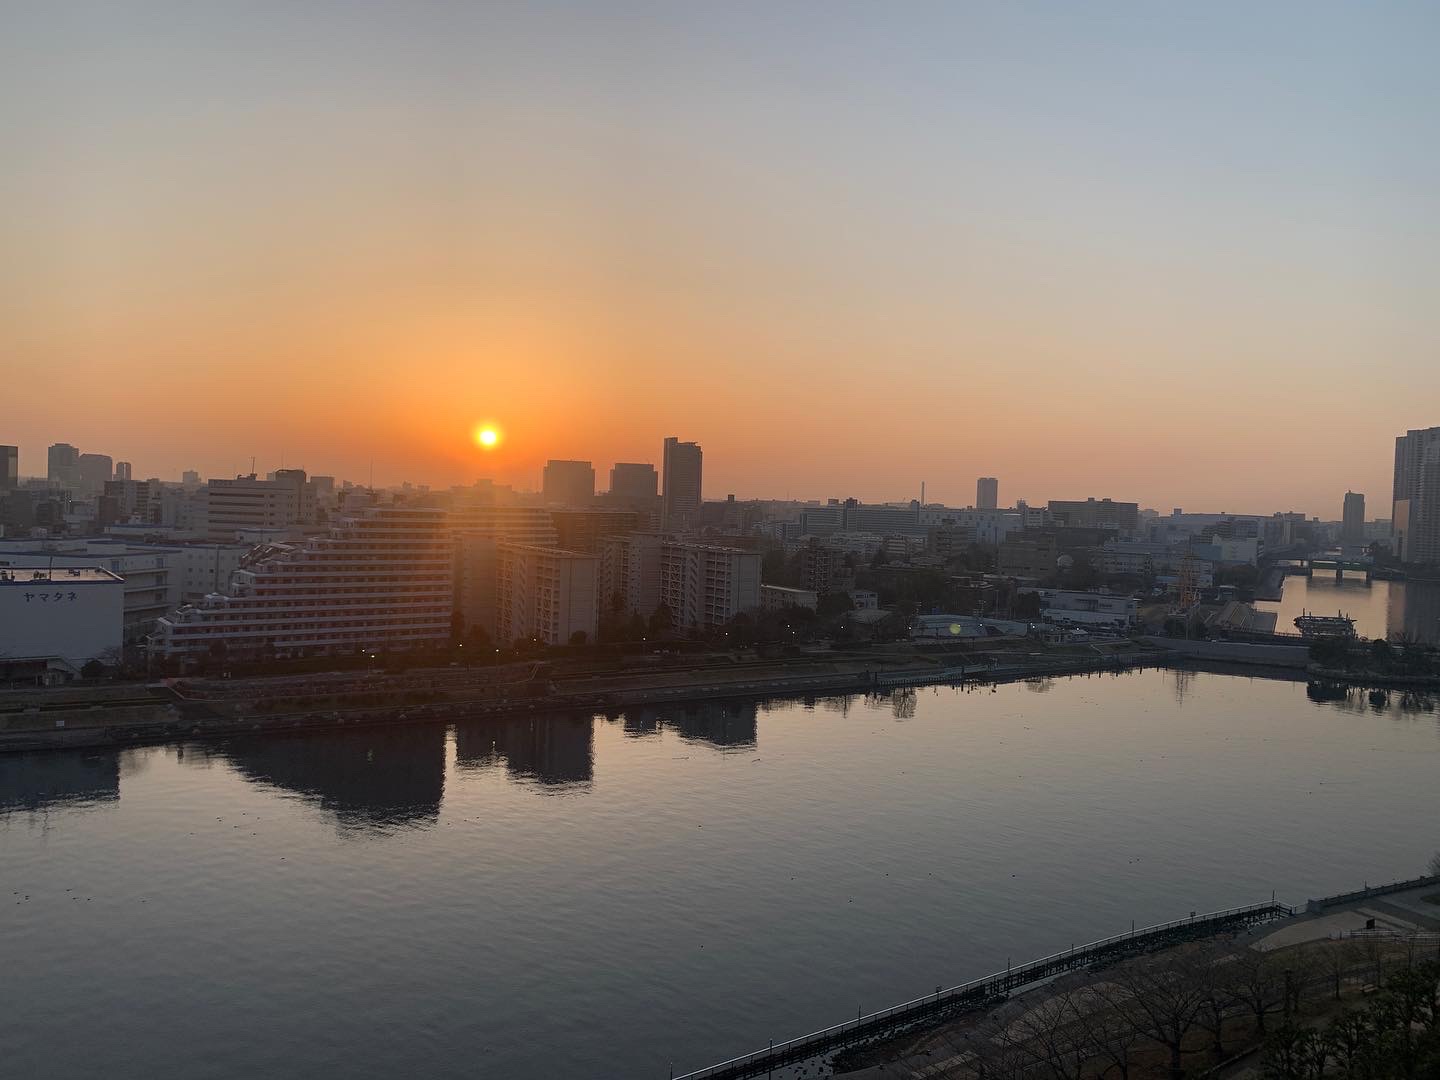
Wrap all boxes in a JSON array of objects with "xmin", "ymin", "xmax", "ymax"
[
  {"xmin": 1047, "ymin": 498, "xmax": 1139, "ymax": 534},
  {"xmin": 549, "ymin": 508, "xmax": 642, "ymax": 554},
  {"xmin": 541, "ymin": 460, "xmax": 595, "ymax": 507},
  {"xmin": 78, "ymin": 453, "xmax": 114, "ymax": 494},
  {"xmin": 182, "ymin": 470, "xmax": 201, "ymax": 490},
  {"xmin": 1392, "ymin": 426, "xmax": 1440, "ymax": 565},
  {"xmin": 114, "ymin": 461, "xmax": 133, "ymax": 482},
  {"xmin": 599, "ymin": 532, "xmax": 666, "ymax": 615},
  {"xmin": 977, "ymin": 477, "xmax": 999, "ymax": 510},
  {"xmin": 47, "ymin": 443, "xmax": 81, "ymax": 487},
  {"xmin": 1341, "ymin": 491, "xmax": 1365, "ymax": 547},
  {"xmin": 497, "ymin": 543, "xmax": 598, "ymax": 646},
  {"xmin": 661, "ymin": 437, "xmax": 702, "ymax": 530},
  {"xmin": 0, "ymin": 445, "xmax": 17, "ymax": 490},
  {"xmin": 609, "ymin": 462, "xmax": 658, "ymax": 500},
  {"xmin": 451, "ymin": 503, "xmax": 558, "ymax": 637}
]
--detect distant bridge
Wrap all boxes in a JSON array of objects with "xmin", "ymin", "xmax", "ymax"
[
  {"xmin": 1283, "ymin": 556, "xmax": 1376, "ymax": 581},
  {"xmin": 668, "ymin": 901, "xmax": 1293, "ymax": 1080}
]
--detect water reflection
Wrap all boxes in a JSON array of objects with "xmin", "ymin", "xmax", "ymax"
[
  {"xmin": 0, "ymin": 750, "xmax": 119, "ymax": 814},
  {"xmin": 454, "ymin": 715, "xmax": 594, "ymax": 789},
  {"xmin": 214, "ymin": 726, "xmax": 447, "ymax": 830},
  {"xmin": 1263, "ymin": 577, "xmax": 1440, "ymax": 644},
  {"xmin": 1305, "ymin": 680, "xmax": 1439, "ymax": 716},
  {"xmin": 616, "ymin": 700, "xmax": 759, "ymax": 749}
]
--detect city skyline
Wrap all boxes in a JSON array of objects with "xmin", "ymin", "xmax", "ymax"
[{"xmin": 7, "ymin": 4, "xmax": 1439, "ymax": 514}]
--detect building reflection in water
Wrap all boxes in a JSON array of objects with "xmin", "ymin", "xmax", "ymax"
[
  {"xmin": 1305, "ymin": 680, "xmax": 1438, "ymax": 720},
  {"xmin": 0, "ymin": 750, "xmax": 120, "ymax": 815},
  {"xmin": 454, "ymin": 714, "xmax": 594, "ymax": 790},
  {"xmin": 214, "ymin": 725, "xmax": 447, "ymax": 831},
  {"xmin": 1387, "ymin": 580, "xmax": 1440, "ymax": 646},
  {"xmin": 615, "ymin": 698, "xmax": 759, "ymax": 750}
]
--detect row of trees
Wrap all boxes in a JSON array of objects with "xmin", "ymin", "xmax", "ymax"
[
  {"xmin": 1308, "ymin": 636, "xmax": 1440, "ymax": 679},
  {"xmin": 937, "ymin": 935, "xmax": 1432, "ymax": 1080},
  {"xmin": 1262, "ymin": 960, "xmax": 1440, "ymax": 1079}
]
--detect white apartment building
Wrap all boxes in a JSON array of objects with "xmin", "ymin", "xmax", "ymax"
[
  {"xmin": 598, "ymin": 532, "xmax": 666, "ymax": 616},
  {"xmin": 760, "ymin": 584, "xmax": 818, "ymax": 611},
  {"xmin": 497, "ymin": 543, "xmax": 598, "ymax": 646},
  {"xmin": 150, "ymin": 505, "xmax": 453, "ymax": 661},
  {"xmin": 0, "ymin": 566, "xmax": 124, "ymax": 675},
  {"xmin": 659, "ymin": 543, "xmax": 761, "ymax": 631}
]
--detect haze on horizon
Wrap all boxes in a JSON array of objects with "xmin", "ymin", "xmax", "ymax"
[{"xmin": 4, "ymin": 2, "xmax": 1439, "ymax": 518}]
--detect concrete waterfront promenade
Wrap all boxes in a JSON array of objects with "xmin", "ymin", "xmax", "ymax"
[{"xmin": 0, "ymin": 642, "xmax": 1167, "ymax": 753}]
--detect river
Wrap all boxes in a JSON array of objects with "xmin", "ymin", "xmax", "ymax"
[
  {"xmin": 1259, "ymin": 574, "xmax": 1440, "ymax": 643},
  {"xmin": 3, "ymin": 669, "xmax": 1438, "ymax": 1079}
]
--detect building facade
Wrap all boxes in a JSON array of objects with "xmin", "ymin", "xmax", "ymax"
[
  {"xmin": 1, "ymin": 445, "xmax": 19, "ymax": 490},
  {"xmin": 659, "ymin": 543, "xmax": 760, "ymax": 631},
  {"xmin": 661, "ymin": 437, "xmax": 703, "ymax": 529},
  {"xmin": 205, "ymin": 471, "xmax": 316, "ymax": 541},
  {"xmin": 150, "ymin": 506, "xmax": 453, "ymax": 661},
  {"xmin": 1393, "ymin": 427, "xmax": 1440, "ymax": 565},
  {"xmin": 1341, "ymin": 491, "xmax": 1366, "ymax": 547},
  {"xmin": 0, "ymin": 566, "xmax": 124, "ymax": 675},
  {"xmin": 977, "ymin": 477, "xmax": 999, "ymax": 510},
  {"xmin": 609, "ymin": 462, "xmax": 658, "ymax": 500},
  {"xmin": 497, "ymin": 543, "xmax": 599, "ymax": 645},
  {"xmin": 541, "ymin": 460, "xmax": 595, "ymax": 507}
]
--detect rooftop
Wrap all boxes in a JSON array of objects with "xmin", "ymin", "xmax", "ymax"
[{"xmin": 0, "ymin": 566, "xmax": 123, "ymax": 585}]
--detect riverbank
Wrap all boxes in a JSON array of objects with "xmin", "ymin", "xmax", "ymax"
[{"xmin": 0, "ymin": 640, "xmax": 1169, "ymax": 754}]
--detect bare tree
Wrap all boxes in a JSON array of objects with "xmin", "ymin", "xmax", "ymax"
[
  {"xmin": 1108, "ymin": 944, "xmax": 1215, "ymax": 1080},
  {"xmin": 1225, "ymin": 948, "xmax": 1291, "ymax": 1033},
  {"xmin": 1071, "ymin": 982, "xmax": 1141, "ymax": 1080},
  {"xmin": 1006, "ymin": 987, "xmax": 1091, "ymax": 1080}
]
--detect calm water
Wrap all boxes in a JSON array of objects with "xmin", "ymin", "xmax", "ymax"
[
  {"xmin": 4, "ymin": 670, "xmax": 1439, "ymax": 1079},
  {"xmin": 1260, "ymin": 574, "xmax": 1440, "ymax": 643}
]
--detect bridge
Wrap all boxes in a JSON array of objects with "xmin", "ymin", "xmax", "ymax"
[
  {"xmin": 1283, "ymin": 555, "xmax": 1376, "ymax": 581},
  {"xmin": 669, "ymin": 900, "xmax": 1293, "ymax": 1080}
]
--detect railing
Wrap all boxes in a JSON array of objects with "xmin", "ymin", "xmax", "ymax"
[
  {"xmin": 1306, "ymin": 874, "xmax": 1440, "ymax": 913},
  {"xmin": 671, "ymin": 900, "xmax": 1293, "ymax": 1080}
]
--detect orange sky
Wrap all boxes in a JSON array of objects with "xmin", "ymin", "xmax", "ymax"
[{"xmin": 5, "ymin": 4, "xmax": 1438, "ymax": 518}]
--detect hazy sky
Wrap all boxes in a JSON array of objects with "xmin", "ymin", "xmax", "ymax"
[{"xmin": 4, "ymin": 2, "xmax": 1438, "ymax": 517}]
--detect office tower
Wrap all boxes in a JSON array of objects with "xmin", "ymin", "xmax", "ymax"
[
  {"xmin": 661, "ymin": 437, "xmax": 702, "ymax": 529},
  {"xmin": 977, "ymin": 477, "xmax": 999, "ymax": 510},
  {"xmin": 609, "ymin": 462, "xmax": 658, "ymax": 500},
  {"xmin": 0, "ymin": 445, "xmax": 17, "ymax": 489},
  {"xmin": 78, "ymin": 453, "xmax": 114, "ymax": 494},
  {"xmin": 182, "ymin": 470, "xmax": 201, "ymax": 489},
  {"xmin": 1341, "ymin": 491, "xmax": 1365, "ymax": 546},
  {"xmin": 1392, "ymin": 426, "xmax": 1440, "ymax": 564},
  {"xmin": 114, "ymin": 461, "xmax": 133, "ymax": 482},
  {"xmin": 48, "ymin": 443, "xmax": 81, "ymax": 487},
  {"xmin": 541, "ymin": 460, "xmax": 595, "ymax": 507}
]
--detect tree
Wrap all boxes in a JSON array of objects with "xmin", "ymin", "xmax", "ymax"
[
  {"xmin": 1262, "ymin": 1024, "xmax": 1329, "ymax": 1080},
  {"xmin": 1428, "ymin": 850, "xmax": 1440, "ymax": 878},
  {"xmin": 568, "ymin": 630, "xmax": 588, "ymax": 647},
  {"xmin": 816, "ymin": 591, "xmax": 854, "ymax": 619},
  {"xmin": 1109, "ymin": 944, "xmax": 1215, "ymax": 1080},
  {"xmin": 1225, "ymin": 949, "xmax": 1290, "ymax": 1034},
  {"xmin": 80, "ymin": 659, "xmax": 107, "ymax": 680},
  {"xmin": 647, "ymin": 603, "xmax": 674, "ymax": 638}
]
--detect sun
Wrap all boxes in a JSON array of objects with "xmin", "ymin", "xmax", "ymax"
[{"xmin": 474, "ymin": 425, "xmax": 501, "ymax": 449}]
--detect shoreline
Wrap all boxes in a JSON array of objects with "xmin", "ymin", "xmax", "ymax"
[{"xmin": 0, "ymin": 648, "xmax": 1171, "ymax": 755}]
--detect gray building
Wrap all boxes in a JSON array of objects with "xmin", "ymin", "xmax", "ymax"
[
  {"xmin": 609, "ymin": 462, "xmax": 658, "ymax": 500},
  {"xmin": 47, "ymin": 443, "xmax": 81, "ymax": 487},
  {"xmin": 0, "ymin": 445, "xmax": 17, "ymax": 490},
  {"xmin": 661, "ymin": 437, "xmax": 702, "ymax": 530},
  {"xmin": 1341, "ymin": 491, "xmax": 1365, "ymax": 547},
  {"xmin": 977, "ymin": 477, "xmax": 998, "ymax": 510},
  {"xmin": 542, "ymin": 460, "xmax": 595, "ymax": 507}
]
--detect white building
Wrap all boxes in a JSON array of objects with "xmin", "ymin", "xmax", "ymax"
[
  {"xmin": 0, "ymin": 566, "xmax": 124, "ymax": 676},
  {"xmin": 851, "ymin": 589, "xmax": 879, "ymax": 610},
  {"xmin": 205, "ymin": 470, "xmax": 316, "ymax": 541},
  {"xmin": 760, "ymin": 584, "xmax": 818, "ymax": 611},
  {"xmin": 599, "ymin": 531, "xmax": 666, "ymax": 617},
  {"xmin": 659, "ymin": 543, "xmax": 761, "ymax": 631},
  {"xmin": 151, "ymin": 505, "xmax": 453, "ymax": 661},
  {"xmin": 0, "ymin": 537, "xmax": 180, "ymax": 642},
  {"xmin": 1021, "ymin": 588, "xmax": 1138, "ymax": 628},
  {"xmin": 497, "ymin": 543, "xmax": 598, "ymax": 645}
]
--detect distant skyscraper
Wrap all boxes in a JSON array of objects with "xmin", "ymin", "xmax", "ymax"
[
  {"xmin": 0, "ymin": 445, "xmax": 17, "ymax": 490},
  {"xmin": 661, "ymin": 437, "xmax": 702, "ymax": 529},
  {"xmin": 542, "ymin": 460, "xmax": 595, "ymax": 507},
  {"xmin": 182, "ymin": 470, "xmax": 201, "ymax": 489},
  {"xmin": 48, "ymin": 442, "xmax": 81, "ymax": 487},
  {"xmin": 78, "ymin": 453, "xmax": 114, "ymax": 493},
  {"xmin": 1341, "ymin": 491, "xmax": 1365, "ymax": 546},
  {"xmin": 609, "ymin": 462, "xmax": 658, "ymax": 500},
  {"xmin": 114, "ymin": 461, "xmax": 133, "ymax": 482},
  {"xmin": 977, "ymin": 477, "xmax": 999, "ymax": 510},
  {"xmin": 1392, "ymin": 426, "xmax": 1440, "ymax": 565}
]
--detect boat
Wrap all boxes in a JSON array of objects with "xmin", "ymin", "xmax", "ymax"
[{"xmin": 1293, "ymin": 611, "xmax": 1356, "ymax": 639}]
